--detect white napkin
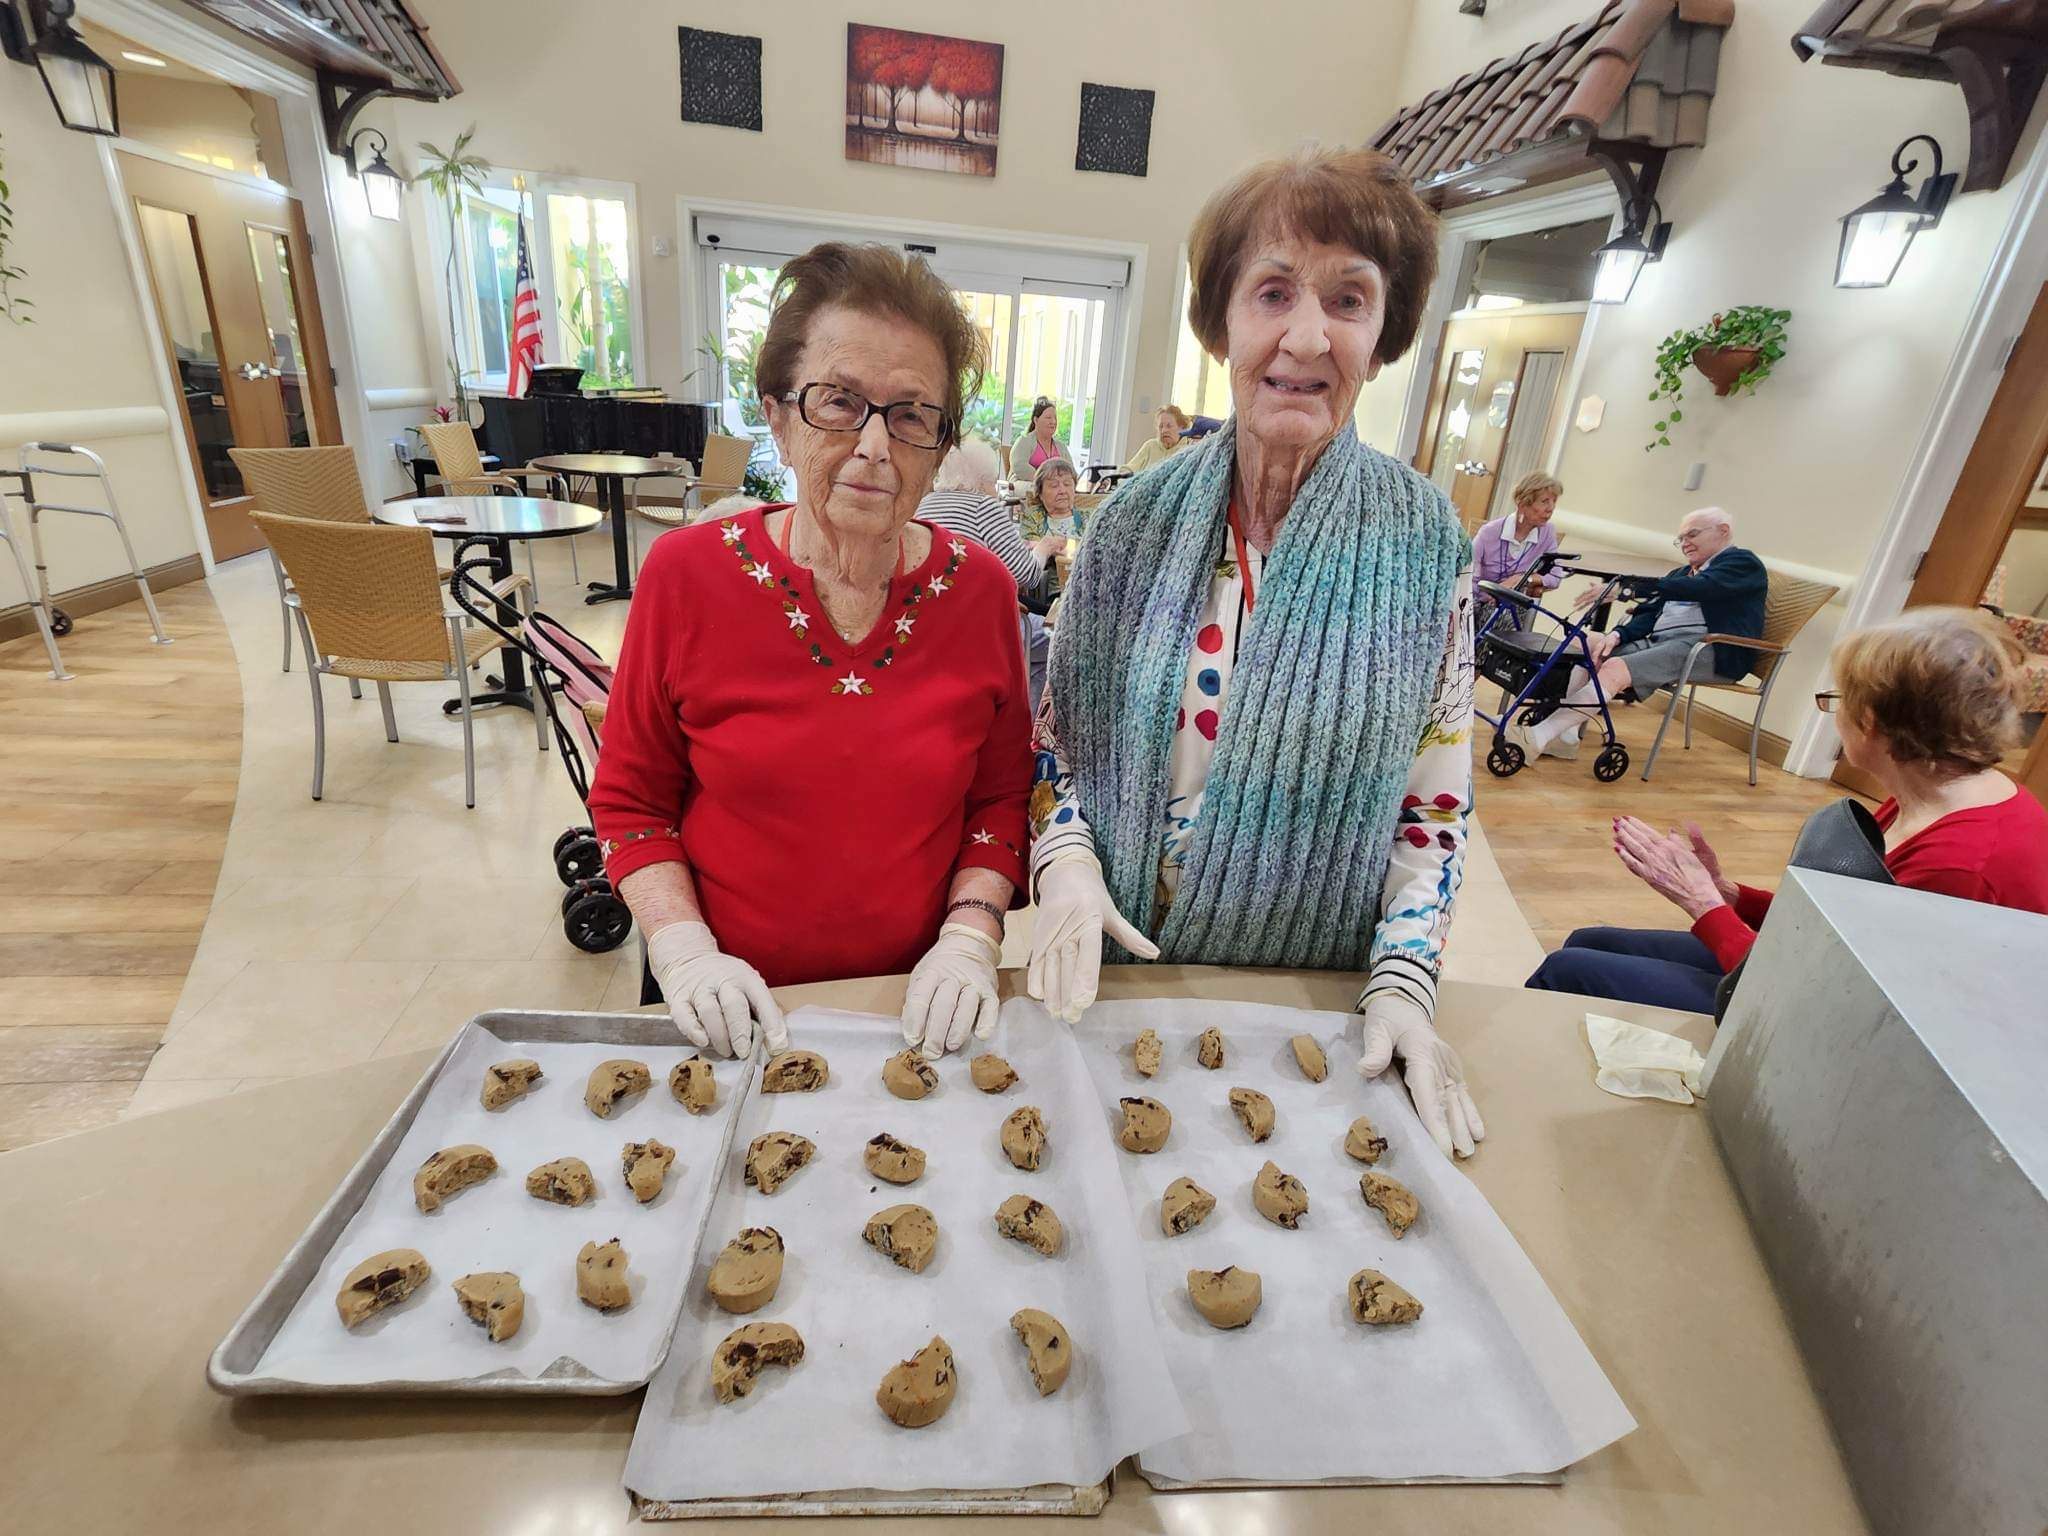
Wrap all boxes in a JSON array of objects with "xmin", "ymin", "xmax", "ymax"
[{"xmin": 1585, "ymin": 1013, "xmax": 1706, "ymax": 1105}]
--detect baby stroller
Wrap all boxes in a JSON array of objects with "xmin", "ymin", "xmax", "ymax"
[
  {"xmin": 1473, "ymin": 553, "xmax": 1642, "ymax": 783},
  {"xmin": 448, "ymin": 538, "xmax": 632, "ymax": 954}
]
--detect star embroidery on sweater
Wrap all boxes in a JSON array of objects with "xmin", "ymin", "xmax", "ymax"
[
  {"xmin": 970, "ymin": 828, "xmax": 996, "ymax": 845},
  {"xmin": 950, "ymin": 539, "xmax": 968, "ymax": 559},
  {"xmin": 833, "ymin": 671, "xmax": 870, "ymax": 696},
  {"xmin": 785, "ymin": 607, "xmax": 810, "ymax": 632},
  {"xmin": 720, "ymin": 521, "xmax": 743, "ymax": 544},
  {"xmin": 747, "ymin": 562, "xmax": 774, "ymax": 586},
  {"xmin": 895, "ymin": 614, "xmax": 915, "ymax": 638},
  {"xmin": 928, "ymin": 576, "xmax": 949, "ymax": 596}
]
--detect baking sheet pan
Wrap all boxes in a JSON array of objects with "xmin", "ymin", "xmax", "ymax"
[
  {"xmin": 1059, "ymin": 997, "xmax": 1637, "ymax": 1486},
  {"xmin": 208, "ymin": 1010, "xmax": 752, "ymax": 1395},
  {"xmin": 623, "ymin": 1007, "xmax": 1187, "ymax": 1508}
]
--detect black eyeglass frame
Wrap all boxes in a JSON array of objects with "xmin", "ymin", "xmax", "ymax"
[{"xmin": 779, "ymin": 383, "xmax": 953, "ymax": 449}]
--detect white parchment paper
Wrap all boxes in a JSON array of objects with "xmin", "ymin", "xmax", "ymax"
[
  {"xmin": 1065, "ymin": 998, "xmax": 1637, "ymax": 1484},
  {"xmin": 624, "ymin": 1008, "xmax": 1188, "ymax": 1501},
  {"xmin": 244, "ymin": 1025, "xmax": 751, "ymax": 1387}
]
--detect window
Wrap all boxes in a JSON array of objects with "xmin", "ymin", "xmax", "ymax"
[
  {"xmin": 1168, "ymin": 261, "xmax": 1233, "ymax": 422},
  {"xmin": 448, "ymin": 174, "xmax": 641, "ymax": 393}
]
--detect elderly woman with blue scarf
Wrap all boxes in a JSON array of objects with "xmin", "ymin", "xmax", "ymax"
[{"xmin": 1027, "ymin": 148, "xmax": 1483, "ymax": 1159}]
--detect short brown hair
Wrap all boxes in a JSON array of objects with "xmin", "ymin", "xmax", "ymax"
[
  {"xmin": 1512, "ymin": 471, "xmax": 1564, "ymax": 505},
  {"xmin": 1185, "ymin": 146, "xmax": 1438, "ymax": 367},
  {"xmin": 1832, "ymin": 607, "xmax": 2024, "ymax": 772},
  {"xmin": 1159, "ymin": 404, "xmax": 1191, "ymax": 428},
  {"xmin": 1030, "ymin": 456, "xmax": 1078, "ymax": 503},
  {"xmin": 755, "ymin": 242, "xmax": 987, "ymax": 440}
]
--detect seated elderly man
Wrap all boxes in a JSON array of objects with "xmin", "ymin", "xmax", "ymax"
[{"xmin": 1513, "ymin": 506, "xmax": 1765, "ymax": 760}]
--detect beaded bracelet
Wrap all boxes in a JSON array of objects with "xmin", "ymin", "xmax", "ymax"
[{"xmin": 946, "ymin": 896, "xmax": 1007, "ymax": 928}]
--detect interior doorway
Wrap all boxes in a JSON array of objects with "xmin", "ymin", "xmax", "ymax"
[{"xmin": 1854, "ymin": 280, "xmax": 2048, "ymax": 804}]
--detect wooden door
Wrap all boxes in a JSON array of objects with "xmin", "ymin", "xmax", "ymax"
[
  {"xmin": 120, "ymin": 153, "xmax": 342, "ymax": 562},
  {"xmin": 1415, "ymin": 310, "xmax": 1584, "ymax": 532},
  {"xmin": 1833, "ymin": 282, "xmax": 2048, "ymax": 803}
]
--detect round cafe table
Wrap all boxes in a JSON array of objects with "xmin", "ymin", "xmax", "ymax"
[
  {"xmin": 527, "ymin": 453, "xmax": 694, "ymax": 605},
  {"xmin": 373, "ymin": 495, "xmax": 600, "ymax": 714}
]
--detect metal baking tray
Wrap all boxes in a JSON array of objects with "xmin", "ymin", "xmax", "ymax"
[
  {"xmin": 634, "ymin": 1474, "xmax": 1112, "ymax": 1520},
  {"xmin": 207, "ymin": 1009, "xmax": 751, "ymax": 1396}
]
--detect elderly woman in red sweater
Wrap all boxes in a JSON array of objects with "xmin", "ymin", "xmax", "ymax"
[
  {"xmin": 588, "ymin": 244, "xmax": 1030, "ymax": 1059},
  {"xmin": 1528, "ymin": 607, "xmax": 2048, "ymax": 1010}
]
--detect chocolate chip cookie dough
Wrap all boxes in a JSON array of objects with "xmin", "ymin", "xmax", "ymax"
[
  {"xmin": 621, "ymin": 1139, "xmax": 675, "ymax": 1203},
  {"xmin": 1160, "ymin": 1175, "xmax": 1216, "ymax": 1235},
  {"xmin": 994, "ymin": 1194, "xmax": 1064, "ymax": 1256},
  {"xmin": 1009, "ymin": 1308, "xmax": 1071, "ymax": 1396},
  {"xmin": 876, "ymin": 1336, "xmax": 956, "ymax": 1427},
  {"xmin": 1134, "ymin": 1028, "xmax": 1163, "ymax": 1077},
  {"xmin": 862, "ymin": 1203, "xmax": 939, "ymax": 1273},
  {"xmin": 526, "ymin": 1156, "xmax": 596, "ymax": 1206},
  {"xmin": 970, "ymin": 1053, "xmax": 1017, "ymax": 1093},
  {"xmin": 760, "ymin": 1050, "xmax": 829, "ymax": 1092},
  {"xmin": 1348, "ymin": 1268, "xmax": 1423, "ymax": 1325},
  {"xmin": 1290, "ymin": 1034, "xmax": 1328, "ymax": 1082},
  {"xmin": 1187, "ymin": 1266, "xmax": 1261, "ymax": 1329},
  {"xmin": 1000, "ymin": 1105, "xmax": 1047, "ymax": 1171},
  {"xmin": 743, "ymin": 1132, "xmax": 815, "ymax": 1195},
  {"xmin": 335, "ymin": 1249, "xmax": 430, "ymax": 1329},
  {"xmin": 412, "ymin": 1144, "xmax": 496, "ymax": 1213},
  {"xmin": 1361, "ymin": 1170, "xmax": 1420, "ymax": 1237},
  {"xmin": 584, "ymin": 1059, "xmax": 651, "ymax": 1118},
  {"xmin": 706, "ymin": 1227, "xmax": 784, "ymax": 1314},
  {"xmin": 863, "ymin": 1132, "xmax": 926, "ymax": 1184},
  {"xmin": 1195, "ymin": 1028, "xmax": 1225, "ymax": 1069},
  {"xmin": 1116, "ymin": 1096, "xmax": 1171, "ymax": 1153},
  {"xmin": 480, "ymin": 1059, "xmax": 542, "ymax": 1111},
  {"xmin": 1345, "ymin": 1115, "xmax": 1389, "ymax": 1164},
  {"xmin": 881, "ymin": 1049, "xmax": 939, "ymax": 1100},
  {"xmin": 576, "ymin": 1238, "xmax": 631, "ymax": 1311},
  {"xmin": 452, "ymin": 1271, "xmax": 524, "ymax": 1342},
  {"xmin": 1228, "ymin": 1087, "xmax": 1275, "ymax": 1143},
  {"xmin": 1252, "ymin": 1160, "xmax": 1309, "ymax": 1229},
  {"xmin": 713, "ymin": 1322, "xmax": 804, "ymax": 1403},
  {"xmin": 668, "ymin": 1056, "xmax": 717, "ymax": 1114}
]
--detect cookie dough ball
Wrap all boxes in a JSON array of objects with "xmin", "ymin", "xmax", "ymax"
[
  {"xmin": 876, "ymin": 1336, "xmax": 956, "ymax": 1428},
  {"xmin": 706, "ymin": 1227, "xmax": 784, "ymax": 1314},
  {"xmin": 970, "ymin": 1053, "xmax": 1018, "ymax": 1093},
  {"xmin": 1009, "ymin": 1308, "xmax": 1072, "ymax": 1396},
  {"xmin": 1116, "ymin": 1095, "xmax": 1171, "ymax": 1153},
  {"xmin": 864, "ymin": 1132, "xmax": 926, "ymax": 1185},
  {"xmin": 576, "ymin": 1238, "xmax": 631, "ymax": 1312},
  {"xmin": 480, "ymin": 1058, "xmax": 542, "ymax": 1111},
  {"xmin": 451, "ymin": 1271, "xmax": 524, "ymax": 1342},
  {"xmin": 1345, "ymin": 1116, "xmax": 1389, "ymax": 1164},
  {"xmin": 526, "ymin": 1156, "xmax": 596, "ymax": 1206},
  {"xmin": 744, "ymin": 1132, "xmax": 815, "ymax": 1195},
  {"xmin": 1134, "ymin": 1028, "xmax": 1162, "ymax": 1077},
  {"xmin": 712, "ymin": 1322, "xmax": 805, "ymax": 1403},
  {"xmin": 1187, "ymin": 1266, "xmax": 1262, "ymax": 1330},
  {"xmin": 1228, "ymin": 1087, "xmax": 1275, "ymax": 1143},
  {"xmin": 862, "ymin": 1203, "xmax": 939, "ymax": 1273},
  {"xmin": 1160, "ymin": 1176, "xmax": 1216, "ymax": 1236},
  {"xmin": 1252, "ymin": 1160, "xmax": 1309, "ymax": 1229},
  {"xmin": 994, "ymin": 1194, "xmax": 1064, "ymax": 1256},
  {"xmin": 882, "ymin": 1049, "xmax": 939, "ymax": 1100},
  {"xmin": 1349, "ymin": 1268, "xmax": 1424, "ymax": 1325},
  {"xmin": 1000, "ymin": 1105, "xmax": 1047, "ymax": 1171},
  {"xmin": 412, "ymin": 1144, "xmax": 497, "ymax": 1213},
  {"xmin": 1290, "ymin": 1034, "xmax": 1328, "ymax": 1082},
  {"xmin": 335, "ymin": 1248, "xmax": 430, "ymax": 1329},
  {"xmin": 584, "ymin": 1058, "xmax": 651, "ymax": 1118},
  {"xmin": 669, "ymin": 1055, "xmax": 717, "ymax": 1114},
  {"xmin": 1361, "ymin": 1170, "xmax": 1420, "ymax": 1237},
  {"xmin": 1195, "ymin": 1028, "xmax": 1225, "ymax": 1070},
  {"xmin": 761, "ymin": 1049, "xmax": 829, "ymax": 1093},
  {"xmin": 621, "ymin": 1139, "xmax": 675, "ymax": 1203}
]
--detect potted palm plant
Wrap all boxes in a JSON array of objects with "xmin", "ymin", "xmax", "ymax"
[
  {"xmin": 1646, "ymin": 305, "xmax": 1791, "ymax": 451},
  {"xmin": 411, "ymin": 127, "xmax": 491, "ymax": 425}
]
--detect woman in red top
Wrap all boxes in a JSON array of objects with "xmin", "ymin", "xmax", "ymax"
[
  {"xmin": 588, "ymin": 244, "xmax": 1030, "ymax": 1059},
  {"xmin": 1527, "ymin": 608, "xmax": 2048, "ymax": 1012}
]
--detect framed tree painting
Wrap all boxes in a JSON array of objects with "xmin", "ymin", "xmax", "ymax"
[{"xmin": 845, "ymin": 23, "xmax": 1003, "ymax": 177}]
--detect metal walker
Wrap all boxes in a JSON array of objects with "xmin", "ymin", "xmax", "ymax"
[{"xmin": 0, "ymin": 441, "xmax": 171, "ymax": 681}]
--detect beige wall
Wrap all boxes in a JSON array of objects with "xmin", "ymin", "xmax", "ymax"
[
  {"xmin": 0, "ymin": 81, "xmax": 199, "ymax": 607},
  {"xmin": 386, "ymin": 0, "xmax": 1416, "ymax": 447},
  {"xmin": 116, "ymin": 73, "xmax": 286, "ymax": 180},
  {"xmin": 1384, "ymin": 0, "xmax": 2036, "ymax": 743}
]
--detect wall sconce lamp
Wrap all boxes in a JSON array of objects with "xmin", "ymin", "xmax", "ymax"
[
  {"xmin": 0, "ymin": 0, "xmax": 119, "ymax": 136},
  {"xmin": 1836, "ymin": 135, "xmax": 1957, "ymax": 289},
  {"xmin": 1591, "ymin": 197, "xmax": 1670, "ymax": 305},
  {"xmin": 346, "ymin": 127, "xmax": 405, "ymax": 222}
]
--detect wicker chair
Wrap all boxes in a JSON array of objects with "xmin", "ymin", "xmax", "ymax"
[
  {"xmin": 230, "ymin": 445, "xmax": 382, "ymax": 677},
  {"xmin": 1639, "ymin": 571, "xmax": 1840, "ymax": 786},
  {"xmin": 632, "ymin": 432, "xmax": 750, "ymax": 535},
  {"xmin": 417, "ymin": 421, "xmax": 574, "ymax": 593},
  {"xmin": 251, "ymin": 511, "xmax": 537, "ymax": 809}
]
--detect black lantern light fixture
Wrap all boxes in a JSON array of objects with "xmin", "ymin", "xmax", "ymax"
[
  {"xmin": 0, "ymin": 0, "xmax": 119, "ymax": 136},
  {"xmin": 1836, "ymin": 134, "xmax": 1957, "ymax": 289},
  {"xmin": 346, "ymin": 127, "xmax": 406, "ymax": 222},
  {"xmin": 1591, "ymin": 196, "xmax": 1670, "ymax": 305}
]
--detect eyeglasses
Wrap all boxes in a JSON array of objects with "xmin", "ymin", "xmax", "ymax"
[
  {"xmin": 1814, "ymin": 690, "xmax": 1840, "ymax": 713},
  {"xmin": 1673, "ymin": 531, "xmax": 1704, "ymax": 548},
  {"xmin": 780, "ymin": 383, "xmax": 950, "ymax": 449}
]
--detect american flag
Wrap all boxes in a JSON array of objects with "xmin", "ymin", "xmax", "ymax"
[{"xmin": 506, "ymin": 206, "xmax": 543, "ymax": 397}]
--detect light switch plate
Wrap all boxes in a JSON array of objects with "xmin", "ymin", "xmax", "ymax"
[
  {"xmin": 652, "ymin": 235, "xmax": 674, "ymax": 257},
  {"xmin": 1684, "ymin": 461, "xmax": 1705, "ymax": 492}
]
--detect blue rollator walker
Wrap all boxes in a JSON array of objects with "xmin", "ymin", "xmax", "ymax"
[{"xmin": 1473, "ymin": 552, "xmax": 1642, "ymax": 782}]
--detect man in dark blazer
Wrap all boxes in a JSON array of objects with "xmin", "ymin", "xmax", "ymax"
[{"xmin": 1516, "ymin": 507, "xmax": 1767, "ymax": 758}]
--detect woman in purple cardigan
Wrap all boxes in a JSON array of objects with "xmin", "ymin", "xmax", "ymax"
[{"xmin": 1472, "ymin": 471, "xmax": 1563, "ymax": 628}]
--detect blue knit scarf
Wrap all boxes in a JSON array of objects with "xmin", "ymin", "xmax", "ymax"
[{"xmin": 1048, "ymin": 420, "xmax": 1466, "ymax": 968}]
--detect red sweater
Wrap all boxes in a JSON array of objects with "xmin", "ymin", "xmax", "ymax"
[
  {"xmin": 1692, "ymin": 787, "xmax": 2048, "ymax": 971},
  {"xmin": 588, "ymin": 506, "xmax": 1031, "ymax": 987}
]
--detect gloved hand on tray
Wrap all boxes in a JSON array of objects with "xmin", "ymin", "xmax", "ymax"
[
  {"xmin": 1357, "ymin": 993, "xmax": 1485, "ymax": 1160},
  {"xmin": 1026, "ymin": 852, "xmax": 1160, "ymax": 1023},
  {"xmin": 646, "ymin": 920, "xmax": 788, "ymax": 1059},
  {"xmin": 901, "ymin": 922, "xmax": 1003, "ymax": 1058}
]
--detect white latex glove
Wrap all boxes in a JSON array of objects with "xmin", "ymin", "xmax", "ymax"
[
  {"xmin": 901, "ymin": 922, "xmax": 1002, "ymax": 1059},
  {"xmin": 1026, "ymin": 852, "xmax": 1160, "ymax": 1023},
  {"xmin": 645, "ymin": 920, "xmax": 788, "ymax": 1059},
  {"xmin": 1357, "ymin": 993, "xmax": 1484, "ymax": 1160}
]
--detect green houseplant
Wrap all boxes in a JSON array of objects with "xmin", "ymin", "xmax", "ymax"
[
  {"xmin": 1646, "ymin": 305, "xmax": 1791, "ymax": 451},
  {"xmin": 0, "ymin": 131, "xmax": 31, "ymax": 325},
  {"xmin": 411, "ymin": 127, "xmax": 491, "ymax": 423}
]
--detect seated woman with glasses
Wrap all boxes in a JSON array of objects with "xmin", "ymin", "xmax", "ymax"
[
  {"xmin": 1016, "ymin": 457, "xmax": 1086, "ymax": 544},
  {"xmin": 1525, "ymin": 607, "xmax": 2048, "ymax": 1011},
  {"xmin": 588, "ymin": 243, "xmax": 1031, "ymax": 1062}
]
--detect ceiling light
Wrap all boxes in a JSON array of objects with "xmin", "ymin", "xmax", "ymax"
[
  {"xmin": 1591, "ymin": 197, "xmax": 1670, "ymax": 305},
  {"xmin": 1836, "ymin": 134, "xmax": 1956, "ymax": 289},
  {"xmin": 120, "ymin": 50, "xmax": 167, "ymax": 67}
]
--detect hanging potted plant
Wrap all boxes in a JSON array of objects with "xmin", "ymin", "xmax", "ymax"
[{"xmin": 1646, "ymin": 305, "xmax": 1791, "ymax": 451}]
